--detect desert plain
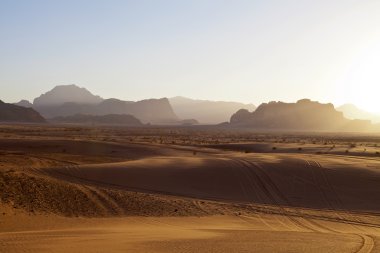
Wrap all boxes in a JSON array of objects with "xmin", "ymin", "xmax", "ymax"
[{"xmin": 1, "ymin": 124, "xmax": 380, "ymax": 252}]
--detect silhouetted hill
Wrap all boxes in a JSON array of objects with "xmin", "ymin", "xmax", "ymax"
[
  {"xmin": 337, "ymin": 104, "xmax": 380, "ymax": 123},
  {"xmin": 33, "ymin": 84, "xmax": 103, "ymax": 106},
  {"xmin": 0, "ymin": 100, "xmax": 45, "ymax": 123},
  {"xmin": 51, "ymin": 114, "xmax": 142, "ymax": 126},
  {"xmin": 169, "ymin": 96, "xmax": 256, "ymax": 124},
  {"xmin": 230, "ymin": 99, "xmax": 373, "ymax": 131},
  {"xmin": 178, "ymin": 119, "xmax": 199, "ymax": 126},
  {"xmin": 31, "ymin": 85, "xmax": 178, "ymax": 124},
  {"xmin": 14, "ymin": 100, "xmax": 33, "ymax": 108}
]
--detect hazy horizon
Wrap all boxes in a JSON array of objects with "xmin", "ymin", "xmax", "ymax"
[{"xmin": 1, "ymin": 1, "xmax": 380, "ymax": 112}]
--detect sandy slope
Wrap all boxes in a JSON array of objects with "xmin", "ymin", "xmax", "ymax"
[
  {"xmin": 1, "ymin": 212, "xmax": 379, "ymax": 253},
  {"xmin": 40, "ymin": 153, "xmax": 380, "ymax": 212},
  {"xmin": 2, "ymin": 135, "xmax": 380, "ymax": 252}
]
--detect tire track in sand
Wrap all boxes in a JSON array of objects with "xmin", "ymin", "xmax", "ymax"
[
  {"xmin": 233, "ymin": 158, "xmax": 321, "ymax": 233},
  {"xmin": 356, "ymin": 234, "xmax": 374, "ymax": 253},
  {"xmin": 238, "ymin": 158, "xmax": 338, "ymax": 233}
]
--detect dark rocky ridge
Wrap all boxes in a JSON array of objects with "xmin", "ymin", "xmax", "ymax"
[
  {"xmin": 230, "ymin": 99, "xmax": 373, "ymax": 132},
  {"xmin": 0, "ymin": 100, "xmax": 45, "ymax": 123}
]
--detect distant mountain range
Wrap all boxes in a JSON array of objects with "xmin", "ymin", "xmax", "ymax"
[
  {"xmin": 337, "ymin": 104, "xmax": 380, "ymax": 123},
  {"xmin": 0, "ymin": 100, "xmax": 45, "ymax": 123},
  {"xmin": 6, "ymin": 84, "xmax": 380, "ymax": 132},
  {"xmin": 16, "ymin": 85, "xmax": 178, "ymax": 124},
  {"xmin": 51, "ymin": 114, "xmax": 142, "ymax": 126},
  {"xmin": 169, "ymin": 96, "xmax": 256, "ymax": 124},
  {"xmin": 13, "ymin": 85, "xmax": 257, "ymax": 125},
  {"xmin": 229, "ymin": 99, "xmax": 375, "ymax": 132}
]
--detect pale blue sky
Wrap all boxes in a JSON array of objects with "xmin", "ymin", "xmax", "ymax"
[{"xmin": 1, "ymin": 0, "xmax": 380, "ymax": 112}]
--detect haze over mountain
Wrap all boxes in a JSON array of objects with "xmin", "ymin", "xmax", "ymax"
[
  {"xmin": 0, "ymin": 100, "xmax": 45, "ymax": 123},
  {"xmin": 337, "ymin": 104, "xmax": 380, "ymax": 123},
  {"xmin": 32, "ymin": 85, "xmax": 178, "ymax": 124},
  {"xmin": 14, "ymin": 100, "xmax": 33, "ymax": 108},
  {"xmin": 9, "ymin": 84, "xmax": 380, "ymax": 131},
  {"xmin": 51, "ymin": 114, "xmax": 142, "ymax": 126},
  {"xmin": 33, "ymin": 84, "xmax": 103, "ymax": 106},
  {"xmin": 230, "ymin": 99, "xmax": 374, "ymax": 132},
  {"xmin": 169, "ymin": 96, "xmax": 256, "ymax": 124}
]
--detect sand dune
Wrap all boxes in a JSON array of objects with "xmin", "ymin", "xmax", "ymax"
[
  {"xmin": 2, "ymin": 126, "xmax": 380, "ymax": 252},
  {"xmin": 41, "ymin": 153, "xmax": 380, "ymax": 212}
]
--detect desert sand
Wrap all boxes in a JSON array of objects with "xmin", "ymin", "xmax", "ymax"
[{"xmin": 1, "ymin": 125, "xmax": 380, "ymax": 252}]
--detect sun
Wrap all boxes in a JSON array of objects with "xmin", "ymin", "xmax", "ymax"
[
  {"xmin": 336, "ymin": 41, "xmax": 380, "ymax": 114},
  {"xmin": 351, "ymin": 84, "xmax": 380, "ymax": 113}
]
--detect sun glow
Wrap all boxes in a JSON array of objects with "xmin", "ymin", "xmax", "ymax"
[{"xmin": 337, "ymin": 41, "xmax": 380, "ymax": 114}]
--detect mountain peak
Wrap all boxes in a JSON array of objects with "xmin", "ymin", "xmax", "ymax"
[
  {"xmin": 14, "ymin": 100, "xmax": 33, "ymax": 108},
  {"xmin": 33, "ymin": 84, "xmax": 103, "ymax": 106}
]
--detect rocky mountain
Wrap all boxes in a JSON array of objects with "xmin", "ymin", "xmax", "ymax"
[
  {"xmin": 230, "ymin": 99, "xmax": 373, "ymax": 132},
  {"xmin": 14, "ymin": 100, "xmax": 33, "ymax": 108},
  {"xmin": 337, "ymin": 104, "xmax": 380, "ymax": 123},
  {"xmin": 32, "ymin": 85, "xmax": 178, "ymax": 124},
  {"xmin": 0, "ymin": 100, "xmax": 45, "ymax": 123},
  {"xmin": 169, "ymin": 96, "xmax": 256, "ymax": 124},
  {"xmin": 51, "ymin": 114, "xmax": 142, "ymax": 126},
  {"xmin": 33, "ymin": 84, "xmax": 103, "ymax": 106}
]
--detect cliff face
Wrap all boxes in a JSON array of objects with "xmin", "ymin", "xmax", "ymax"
[
  {"xmin": 230, "ymin": 99, "xmax": 372, "ymax": 131},
  {"xmin": 127, "ymin": 98, "xmax": 178, "ymax": 124},
  {"xmin": 0, "ymin": 100, "xmax": 45, "ymax": 123}
]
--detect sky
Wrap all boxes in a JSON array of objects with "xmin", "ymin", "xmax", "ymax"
[{"xmin": 1, "ymin": 0, "xmax": 380, "ymax": 112}]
